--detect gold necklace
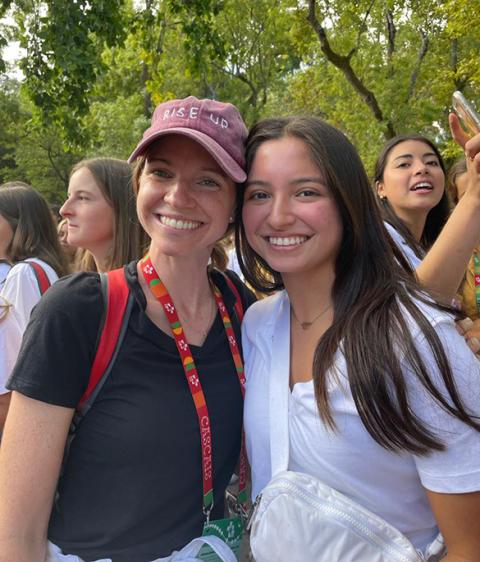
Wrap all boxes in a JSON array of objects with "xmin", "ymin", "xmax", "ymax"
[{"xmin": 291, "ymin": 303, "xmax": 332, "ymax": 330}]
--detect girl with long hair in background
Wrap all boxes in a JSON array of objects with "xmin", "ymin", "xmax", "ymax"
[{"xmin": 0, "ymin": 182, "xmax": 68, "ymax": 429}]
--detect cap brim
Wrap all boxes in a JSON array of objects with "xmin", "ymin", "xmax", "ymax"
[{"xmin": 128, "ymin": 128, "xmax": 246, "ymax": 183}]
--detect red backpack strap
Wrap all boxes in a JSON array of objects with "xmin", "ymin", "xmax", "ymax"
[
  {"xmin": 26, "ymin": 261, "xmax": 51, "ymax": 295},
  {"xmin": 222, "ymin": 272, "xmax": 244, "ymax": 322},
  {"xmin": 77, "ymin": 267, "xmax": 132, "ymax": 415},
  {"xmin": 60, "ymin": 267, "xmax": 133, "ymax": 477}
]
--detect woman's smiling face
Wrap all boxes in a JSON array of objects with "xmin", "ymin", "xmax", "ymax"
[
  {"xmin": 136, "ymin": 134, "xmax": 236, "ymax": 262},
  {"xmin": 242, "ymin": 136, "xmax": 342, "ymax": 280}
]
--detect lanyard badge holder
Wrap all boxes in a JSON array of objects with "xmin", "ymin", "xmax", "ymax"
[{"xmin": 141, "ymin": 257, "xmax": 248, "ymax": 561}]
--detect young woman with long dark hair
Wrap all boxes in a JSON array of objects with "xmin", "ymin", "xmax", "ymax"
[
  {"xmin": 373, "ymin": 123, "xmax": 480, "ymax": 306},
  {"xmin": 238, "ymin": 116, "xmax": 480, "ymax": 560},
  {"xmin": 0, "ymin": 183, "xmax": 68, "ymax": 429}
]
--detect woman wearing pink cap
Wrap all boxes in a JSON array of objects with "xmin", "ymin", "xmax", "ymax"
[{"xmin": 0, "ymin": 97, "xmax": 254, "ymax": 562}]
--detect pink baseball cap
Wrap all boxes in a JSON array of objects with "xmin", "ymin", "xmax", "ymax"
[{"xmin": 128, "ymin": 96, "xmax": 248, "ymax": 182}]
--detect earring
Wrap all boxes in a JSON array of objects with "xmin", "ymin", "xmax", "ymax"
[
  {"xmin": 228, "ymin": 216, "xmax": 234, "ymax": 223},
  {"xmin": 379, "ymin": 195, "xmax": 386, "ymax": 200}
]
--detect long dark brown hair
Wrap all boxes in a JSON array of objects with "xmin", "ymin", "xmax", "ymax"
[
  {"xmin": 236, "ymin": 117, "xmax": 479, "ymax": 454},
  {"xmin": 373, "ymin": 134, "xmax": 450, "ymax": 260},
  {"xmin": 70, "ymin": 158, "xmax": 149, "ymax": 272},
  {"xmin": 0, "ymin": 182, "xmax": 69, "ymax": 277}
]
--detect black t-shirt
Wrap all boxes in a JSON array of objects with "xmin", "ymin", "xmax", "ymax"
[{"xmin": 8, "ymin": 261, "xmax": 255, "ymax": 562}]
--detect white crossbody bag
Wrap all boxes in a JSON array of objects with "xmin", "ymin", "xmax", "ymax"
[{"xmin": 247, "ymin": 309, "xmax": 446, "ymax": 562}]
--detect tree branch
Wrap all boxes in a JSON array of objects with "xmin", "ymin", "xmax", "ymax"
[
  {"xmin": 386, "ymin": 9, "xmax": 395, "ymax": 60},
  {"xmin": 405, "ymin": 29, "xmax": 429, "ymax": 102},
  {"xmin": 307, "ymin": 0, "xmax": 396, "ymax": 139},
  {"xmin": 212, "ymin": 60, "xmax": 258, "ymax": 107},
  {"xmin": 45, "ymin": 143, "xmax": 68, "ymax": 186},
  {"xmin": 353, "ymin": 0, "xmax": 376, "ymax": 55}
]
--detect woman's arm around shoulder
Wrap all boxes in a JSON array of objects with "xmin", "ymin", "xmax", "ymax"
[{"xmin": 0, "ymin": 392, "xmax": 74, "ymax": 562}]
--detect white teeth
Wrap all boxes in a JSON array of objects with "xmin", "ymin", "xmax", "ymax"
[
  {"xmin": 412, "ymin": 182, "xmax": 432, "ymax": 190},
  {"xmin": 269, "ymin": 236, "xmax": 307, "ymax": 246},
  {"xmin": 160, "ymin": 216, "xmax": 201, "ymax": 230}
]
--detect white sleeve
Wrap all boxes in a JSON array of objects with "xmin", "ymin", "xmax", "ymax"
[
  {"xmin": 407, "ymin": 319, "xmax": 480, "ymax": 493},
  {"xmin": 0, "ymin": 264, "xmax": 42, "ymax": 333},
  {"xmin": 0, "ymin": 308, "xmax": 22, "ymax": 394}
]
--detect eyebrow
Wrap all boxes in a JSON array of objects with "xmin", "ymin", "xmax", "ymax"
[
  {"xmin": 146, "ymin": 157, "xmax": 169, "ymax": 163},
  {"xmin": 68, "ymin": 189, "xmax": 92, "ymax": 196},
  {"xmin": 393, "ymin": 152, "xmax": 438, "ymax": 161},
  {"xmin": 146, "ymin": 158, "xmax": 227, "ymax": 177},
  {"xmin": 245, "ymin": 177, "xmax": 325, "ymax": 187}
]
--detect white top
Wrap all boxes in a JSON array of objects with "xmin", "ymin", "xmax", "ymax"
[
  {"xmin": 0, "ymin": 258, "xmax": 58, "ymax": 394},
  {"xmin": 227, "ymin": 248, "xmax": 245, "ymax": 282},
  {"xmin": 243, "ymin": 290, "xmax": 480, "ymax": 552},
  {"xmin": 384, "ymin": 221, "xmax": 422, "ymax": 269},
  {"xmin": 0, "ymin": 262, "xmax": 11, "ymax": 288}
]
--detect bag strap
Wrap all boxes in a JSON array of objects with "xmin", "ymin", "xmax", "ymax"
[
  {"xmin": 60, "ymin": 267, "xmax": 133, "ymax": 478},
  {"xmin": 221, "ymin": 271, "xmax": 244, "ymax": 322},
  {"xmin": 269, "ymin": 294, "xmax": 291, "ymax": 475},
  {"xmin": 25, "ymin": 260, "xmax": 51, "ymax": 295},
  {"xmin": 76, "ymin": 267, "xmax": 133, "ymax": 416}
]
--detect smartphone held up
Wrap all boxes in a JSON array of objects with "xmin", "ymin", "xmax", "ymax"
[{"xmin": 452, "ymin": 91, "xmax": 480, "ymax": 137}]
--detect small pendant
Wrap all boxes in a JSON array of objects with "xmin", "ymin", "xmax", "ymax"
[{"xmin": 300, "ymin": 321, "xmax": 312, "ymax": 330}]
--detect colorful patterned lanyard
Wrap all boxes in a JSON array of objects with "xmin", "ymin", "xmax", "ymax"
[
  {"xmin": 474, "ymin": 253, "xmax": 480, "ymax": 315},
  {"xmin": 141, "ymin": 256, "xmax": 248, "ymax": 521}
]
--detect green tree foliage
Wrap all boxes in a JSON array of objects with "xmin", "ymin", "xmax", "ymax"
[
  {"xmin": 15, "ymin": 0, "xmax": 128, "ymax": 143},
  {"xmin": 0, "ymin": 0, "xmax": 478, "ymax": 199},
  {"xmin": 0, "ymin": 1, "xmax": 15, "ymax": 74},
  {"xmin": 0, "ymin": 77, "xmax": 21, "ymax": 181},
  {"xmin": 259, "ymin": 0, "xmax": 479, "ymax": 170},
  {"xmin": 0, "ymin": 77, "xmax": 81, "ymax": 200}
]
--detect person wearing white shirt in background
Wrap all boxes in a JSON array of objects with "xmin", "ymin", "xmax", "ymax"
[
  {"xmin": 237, "ymin": 115, "xmax": 480, "ymax": 560},
  {"xmin": 0, "ymin": 261, "xmax": 10, "ymax": 288},
  {"xmin": 0, "ymin": 182, "xmax": 68, "ymax": 429}
]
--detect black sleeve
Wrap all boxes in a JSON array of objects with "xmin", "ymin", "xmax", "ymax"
[{"xmin": 7, "ymin": 272, "xmax": 104, "ymax": 408}]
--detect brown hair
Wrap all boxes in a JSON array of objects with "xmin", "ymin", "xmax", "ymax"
[
  {"xmin": 71, "ymin": 158, "xmax": 149, "ymax": 272},
  {"xmin": 0, "ymin": 182, "xmax": 68, "ymax": 277},
  {"xmin": 446, "ymin": 158, "xmax": 467, "ymax": 205},
  {"xmin": 132, "ymin": 155, "xmax": 232, "ymax": 271},
  {"xmin": 373, "ymin": 135, "xmax": 450, "ymax": 260},
  {"xmin": 236, "ymin": 116, "xmax": 479, "ymax": 454}
]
